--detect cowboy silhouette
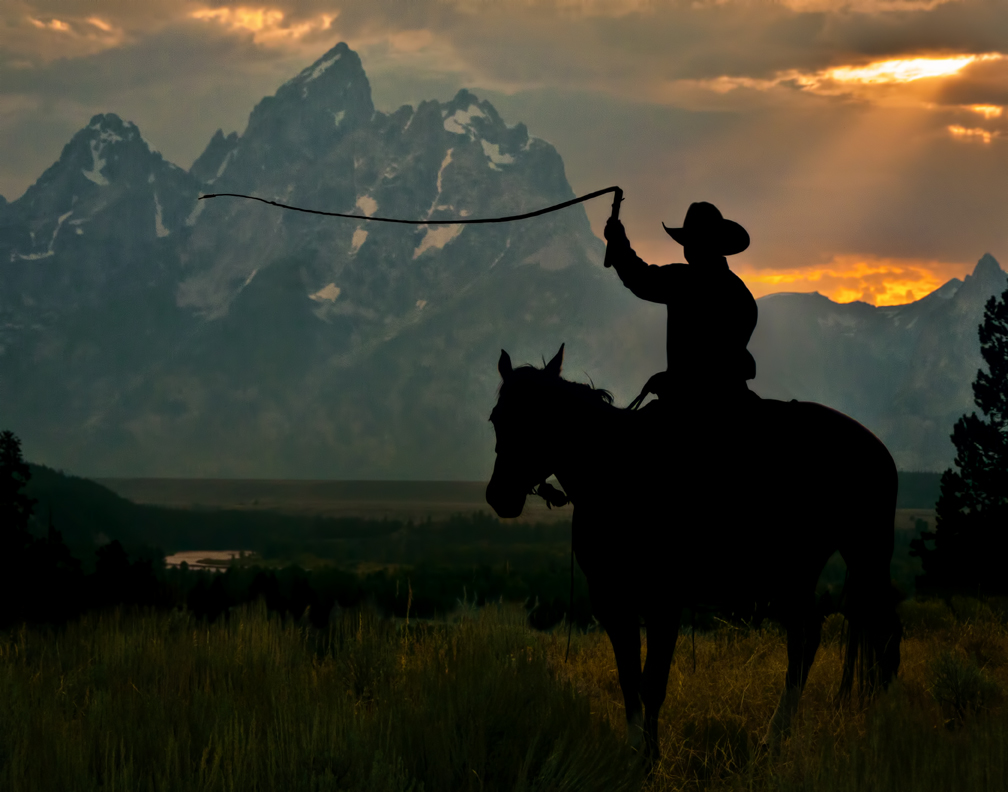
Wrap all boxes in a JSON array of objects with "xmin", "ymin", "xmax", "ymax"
[{"xmin": 604, "ymin": 202, "xmax": 757, "ymax": 412}]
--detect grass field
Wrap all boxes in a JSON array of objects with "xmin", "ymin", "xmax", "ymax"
[{"xmin": 2, "ymin": 597, "xmax": 1005, "ymax": 791}]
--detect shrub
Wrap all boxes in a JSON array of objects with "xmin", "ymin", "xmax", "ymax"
[{"xmin": 928, "ymin": 649, "xmax": 1002, "ymax": 726}]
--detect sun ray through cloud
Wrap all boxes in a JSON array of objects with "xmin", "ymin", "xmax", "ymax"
[
  {"xmin": 820, "ymin": 55, "xmax": 993, "ymax": 86},
  {"xmin": 682, "ymin": 53, "xmax": 1006, "ymax": 107}
]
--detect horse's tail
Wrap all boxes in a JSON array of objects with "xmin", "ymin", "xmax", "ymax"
[
  {"xmin": 838, "ymin": 565, "xmax": 902, "ymax": 699},
  {"xmin": 838, "ymin": 462, "xmax": 902, "ymax": 699}
]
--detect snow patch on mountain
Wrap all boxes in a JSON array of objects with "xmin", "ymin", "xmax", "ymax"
[
  {"xmin": 436, "ymin": 149, "xmax": 453, "ymax": 195},
  {"xmin": 425, "ymin": 149, "xmax": 455, "ymax": 218},
  {"xmin": 356, "ymin": 195, "xmax": 378, "ymax": 217},
  {"xmin": 413, "ymin": 224, "xmax": 462, "ymax": 258},
  {"xmin": 350, "ymin": 228, "xmax": 367, "ymax": 254},
  {"xmin": 489, "ymin": 238, "xmax": 511, "ymax": 268},
  {"xmin": 82, "ymin": 140, "xmax": 109, "ymax": 186},
  {"xmin": 154, "ymin": 194, "xmax": 169, "ymax": 238},
  {"xmin": 90, "ymin": 122, "xmax": 124, "ymax": 144},
  {"xmin": 213, "ymin": 150, "xmax": 236, "ymax": 182},
  {"xmin": 305, "ymin": 50, "xmax": 342, "ymax": 83},
  {"xmin": 16, "ymin": 211, "xmax": 72, "ymax": 260},
  {"xmin": 185, "ymin": 200, "xmax": 205, "ymax": 227},
  {"xmin": 332, "ymin": 110, "xmax": 345, "ymax": 127},
  {"xmin": 444, "ymin": 106, "xmax": 484, "ymax": 135},
  {"xmin": 480, "ymin": 140, "xmax": 514, "ymax": 169},
  {"xmin": 310, "ymin": 283, "xmax": 341, "ymax": 302}
]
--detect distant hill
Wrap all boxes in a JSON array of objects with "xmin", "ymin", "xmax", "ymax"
[
  {"xmin": 26, "ymin": 464, "xmax": 143, "ymax": 548},
  {"xmin": 25, "ymin": 464, "xmax": 310, "ymax": 556},
  {"xmin": 751, "ymin": 254, "xmax": 1006, "ymax": 471}
]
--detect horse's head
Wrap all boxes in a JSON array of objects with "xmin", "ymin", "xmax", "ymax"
[{"xmin": 485, "ymin": 344, "xmax": 565, "ymax": 518}]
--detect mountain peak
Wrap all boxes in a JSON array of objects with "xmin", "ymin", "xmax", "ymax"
[
  {"xmin": 292, "ymin": 42, "xmax": 353, "ymax": 85},
  {"xmin": 973, "ymin": 252, "xmax": 1002, "ymax": 279},
  {"xmin": 242, "ymin": 42, "xmax": 374, "ymax": 152},
  {"xmin": 281, "ymin": 41, "xmax": 370, "ymax": 107},
  {"xmin": 190, "ymin": 128, "xmax": 239, "ymax": 185},
  {"xmin": 84, "ymin": 113, "xmax": 141, "ymax": 144}
]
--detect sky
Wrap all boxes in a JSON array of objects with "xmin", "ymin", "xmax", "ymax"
[{"xmin": 2, "ymin": 0, "xmax": 1006, "ymax": 306}]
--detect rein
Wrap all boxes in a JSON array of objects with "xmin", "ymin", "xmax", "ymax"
[
  {"xmin": 199, "ymin": 186, "xmax": 623, "ymax": 226},
  {"xmin": 531, "ymin": 480, "xmax": 575, "ymax": 661}
]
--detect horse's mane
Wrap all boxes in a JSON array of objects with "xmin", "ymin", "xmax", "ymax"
[{"xmin": 503, "ymin": 364, "xmax": 618, "ymax": 410}]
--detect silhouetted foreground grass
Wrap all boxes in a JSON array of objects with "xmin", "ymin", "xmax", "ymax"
[
  {"xmin": 2, "ymin": 598, "xmax": 1006, "ymax": 791},
  {"xmin": 0, "ymin": 603, "xmax": 641, "ymax": 792}
]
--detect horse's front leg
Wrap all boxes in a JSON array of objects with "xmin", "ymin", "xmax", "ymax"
[
  {"xmin": 600, "ymin": 609, "xmax": 644, "ymax": 750},
  {"xmin": 641, "ymin": 605, "xmax": 682, "ymax": 761}
]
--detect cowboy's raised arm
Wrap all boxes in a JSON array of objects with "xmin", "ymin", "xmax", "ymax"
[{"xmin": 604, "ymin": 218, "xmax": 681, "ymax": 303}]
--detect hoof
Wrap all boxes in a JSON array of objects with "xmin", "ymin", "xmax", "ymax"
[{"xmin": 627, "ymin": 725, "xmax": 645, "ymax": 752}]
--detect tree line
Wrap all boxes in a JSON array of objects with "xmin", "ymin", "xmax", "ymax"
[
  {"xmin": 911, "ymin": 284, "xmax": 1008, "ymax": 595},
  {"xmin": 0, "ymin": 432, "xmax": 590, "ymax": 630}
]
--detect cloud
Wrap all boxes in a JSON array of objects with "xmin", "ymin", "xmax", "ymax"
[
  {"xmin": 933, "ymin": 55, "xmax": 1008, "ymax": 106},
  {"xmin": 188, "ymin": 5, "xmax": 337, "ymax": 47},
  {"xmin": 0, "ymin": 22, "xmax": 312, "ymax": 199}
]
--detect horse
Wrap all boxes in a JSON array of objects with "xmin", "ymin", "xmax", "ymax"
[{"xmin": 485, "ymin": 344, "xmax": 902, "ymax": 759}]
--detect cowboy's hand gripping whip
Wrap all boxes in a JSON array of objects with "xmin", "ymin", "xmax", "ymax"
[{"xmin": 603, "ymin": 187, "xmax": 623, "ymax": 268}]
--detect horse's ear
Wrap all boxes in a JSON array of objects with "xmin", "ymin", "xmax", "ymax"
[
  {"xmin": 498, "ymin": 349, "xmax": 513, "ymax": 379},
  {"xmin": 545, "ymin": 343, "xmax": 564, "ymax": 377}
]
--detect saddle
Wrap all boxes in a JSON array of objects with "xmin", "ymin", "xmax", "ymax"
[{"xmin": 627, "ymin": 370, "xmax": 760, "ymax": 413}]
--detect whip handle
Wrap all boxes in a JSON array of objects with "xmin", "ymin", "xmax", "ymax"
[{"xmin": 604, "ymin": 187, "xmax": 623, "ymax": 268}]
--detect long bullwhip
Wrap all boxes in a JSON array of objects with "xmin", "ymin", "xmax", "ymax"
[
  {"xmin": 202, "ymin": 186, "xmax": 625, "ymax": 651},
  {"xmin": 199, "ymin": 186, "xmax": 623, "ymax": 227}
]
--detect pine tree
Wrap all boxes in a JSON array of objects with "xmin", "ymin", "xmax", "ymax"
[
  {"xmin": 0, "ymin": 430, "xmax": 35, "ymax": 549},
  {"xmin": 912, "ymin": 286, "xmax": 1008, "ymax": 593}
]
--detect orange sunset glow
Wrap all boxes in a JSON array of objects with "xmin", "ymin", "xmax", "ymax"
[
  {"xmin": 28, "ymin": 17, "xmax": 72, "ymax": 32},
  {"xmin": 948, "ymin": 125, "xmax": 995, "ymax": 143},
  {"xmin": 190, "ymin": 6, "xmax": 336, "ymax": 43},
  {"xmin": 969, "ymin": 105, "xmax": 1003, "ymax": 119},
  {"xmin": 819, "ymin": 54, "xmax": 995, "ymax": 85},
  {"xmin": 741, "ymin": 257, "xmax": 970, "ymax": 306}
]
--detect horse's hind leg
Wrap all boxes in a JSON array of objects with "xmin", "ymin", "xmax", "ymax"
[
  {"xmin": 765, "ymin": 602, "xmax": 822, "ymax": 748},
  {"xmin": 600, "ymin": 609, "xmax": 645, "ymax": 750},
  {"xmin": 640, "ymin": 607, "xmax": 682, "ymax": 761}
]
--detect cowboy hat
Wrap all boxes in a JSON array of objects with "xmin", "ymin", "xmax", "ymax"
[{"xmin": 663, "ymin": 202, "xmax": 749, "ymax": 256}]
